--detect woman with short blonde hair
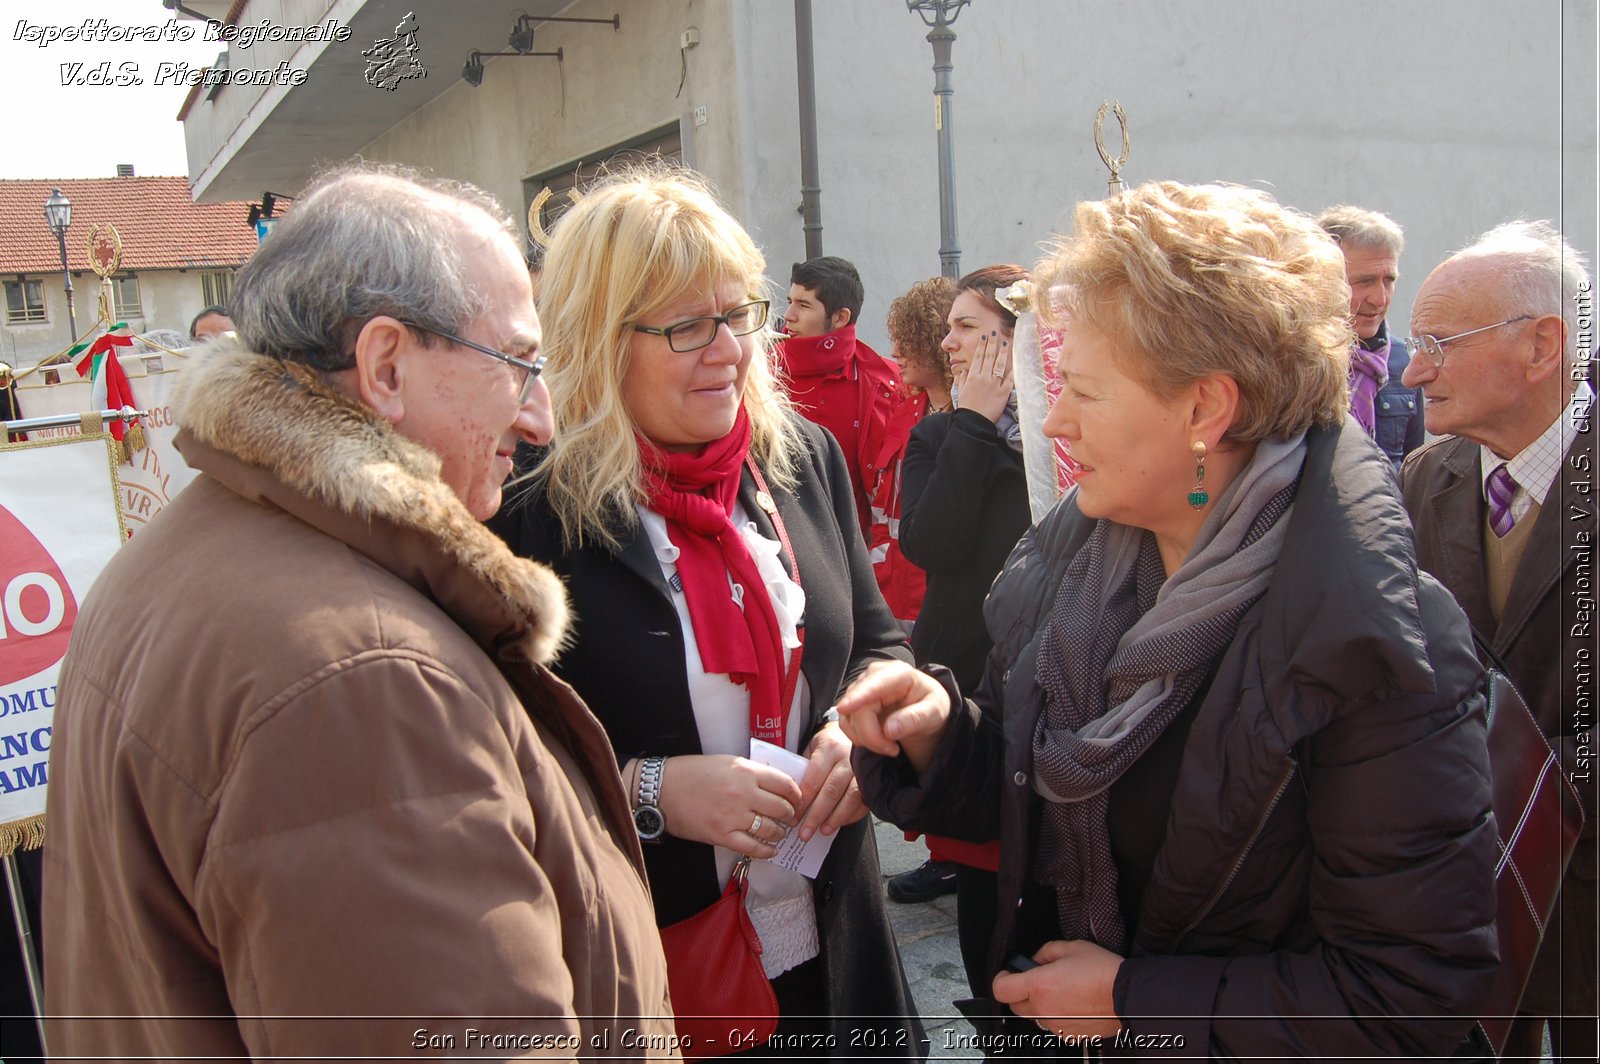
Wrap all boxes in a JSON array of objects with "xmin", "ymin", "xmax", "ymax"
[
  {"xmin": 1037, "ymin": 181, "xmax": 1350, "ymax": 445},
  {"xmin": 844, "ymin": 180, "xmax": 1497, "ymax": 1057}
]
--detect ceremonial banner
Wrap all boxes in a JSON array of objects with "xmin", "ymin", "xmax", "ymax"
[
  {"xmin": 0, "ymin": 434, "xmax": 128, "ymax": 855},
  {"xmin": 998, "ymin": 281, "xmax": 1080, "ymax": 521},
  {"xmin": 15, "ymin": 355, "xmax": 198, "ymax": 532}
]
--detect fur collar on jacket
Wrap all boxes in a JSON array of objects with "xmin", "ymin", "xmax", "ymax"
[{"xmin": 173, "ymin": 339, "xmax": 569, "ymax": 664}]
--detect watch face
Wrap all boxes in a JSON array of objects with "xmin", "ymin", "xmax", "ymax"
[{"xmin": 634, "ymin": 805, "xmax": 664, "ymax": 840}]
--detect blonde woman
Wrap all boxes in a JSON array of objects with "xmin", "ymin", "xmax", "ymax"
[{"xmin": 491, "ymin": 167, "xmax": 922, "ymax": 1056}]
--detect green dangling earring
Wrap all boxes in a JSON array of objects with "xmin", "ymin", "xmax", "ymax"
[{"xmin": 1187, "ymin": 440, "xmax": 1210, "ymax": 509}]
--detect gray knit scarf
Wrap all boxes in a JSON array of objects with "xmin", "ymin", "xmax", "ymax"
[{"xmin": 1031, "ymin": 433, "xmax": 1307, "ymax": 953}]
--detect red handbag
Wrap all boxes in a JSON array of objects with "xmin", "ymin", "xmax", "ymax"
[
  {"xmin": 658, "ymin": 857, "xmax": 779, "ymax": 1061},
  {"xmin": 1474, "ymin": 633, "xmax": 1585, "ymax": 1055}
]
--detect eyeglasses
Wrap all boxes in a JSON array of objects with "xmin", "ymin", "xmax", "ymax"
[
  {"xmin": 399, "ymin": 319, "xmax": 545, "ymax": 402},
  {"xmin": 1404, "ymin": 315, "xmax": 1535, "ymax": 369},
  {"xmin": 631, "ymin": 300, "xmax": 770, "ymax": 353}
]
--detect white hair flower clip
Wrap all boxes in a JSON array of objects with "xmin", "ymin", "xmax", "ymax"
[{"xmin": 995, "ymin": 280, "xmax": 1034, "ymax": 315}]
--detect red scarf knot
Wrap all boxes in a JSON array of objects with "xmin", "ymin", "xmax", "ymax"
[{"xmin": 639, "ymin": 407, "xmax": 789, "ymax": 745}]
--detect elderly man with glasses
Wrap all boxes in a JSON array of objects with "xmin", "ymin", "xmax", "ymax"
[
  {"xmin": 43, "ymin": 164, "xmax": 675, "ymax": 1059},
  {"xmin": 1399, "ymin": 219, "xmax": 1596, "ymax": 1063}
]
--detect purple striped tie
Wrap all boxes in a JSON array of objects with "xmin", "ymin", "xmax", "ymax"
[{"xmin": 1487, "ymin": 463, "xmax": 1518, "ymax": 538}]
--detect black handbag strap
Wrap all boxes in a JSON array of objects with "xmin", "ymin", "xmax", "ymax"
[{"xmin": 1468, "ymin": 625, "xmax": 1511, "ymax": 676}]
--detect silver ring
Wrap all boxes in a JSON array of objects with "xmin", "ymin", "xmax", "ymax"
[
  {"xmin": 992, "ymin": 367, "xmax": 1005, "ymax": 379},
  {"xmin": 749, "ymin": 814, "xmax": 763, "ymax": 836}
]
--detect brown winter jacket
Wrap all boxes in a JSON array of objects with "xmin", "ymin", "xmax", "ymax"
[{"xmin": 43, "ymin": 342, "xmax": 675, "ymax": 1060}]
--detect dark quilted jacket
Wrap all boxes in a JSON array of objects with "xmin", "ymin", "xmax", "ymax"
[{"xmin": 857, "ymin": 420, "xmax": 1500, "ymax": 1059}]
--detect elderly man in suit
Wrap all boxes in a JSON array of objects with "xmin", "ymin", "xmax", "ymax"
[{"xmin": 1400, "ymin": 219, "xmax": 1596, "ymax": 1062}]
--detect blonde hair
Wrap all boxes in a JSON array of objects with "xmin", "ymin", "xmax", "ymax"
[
  {"xmin": 532, "ymin": 165, "xmax": 798, "ymax": 550},
  {"xmin": 1037, "ymin": 181, "xmax": 1351, "ymax": 443}
]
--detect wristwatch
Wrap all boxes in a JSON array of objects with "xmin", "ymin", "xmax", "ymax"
[{"xmin": 634, "ymin": 755, "xmax": 666, "ymax": 841}]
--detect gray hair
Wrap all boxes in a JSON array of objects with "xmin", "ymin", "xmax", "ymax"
[
  {"xmin": 134, "ymin": 328, "xmax": 193, "ymax": 352},
  {"xmin": 1458, "ymin": 219, "xmax": 1592, "ymax": 365},
  {"xmin": 228, "ymin": 162, "xmax": 514, "ymax": 371},
  {"xmin": 1316, "ymin": 205, "xmax": 1405, "ymax": 257}
]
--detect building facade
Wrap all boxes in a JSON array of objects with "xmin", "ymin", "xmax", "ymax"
[
  {"xmin": 1, "ymin": 175, "xmax": 256, "ymax": 369},
  {"xmin": 177, "ymin": 0, "xmax": 1595, "ymax": 352}
]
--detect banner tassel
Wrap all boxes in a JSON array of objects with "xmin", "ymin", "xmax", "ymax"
[{"xmin": 0, "ymin": 814, "xmax": 45, "ymax": 859}]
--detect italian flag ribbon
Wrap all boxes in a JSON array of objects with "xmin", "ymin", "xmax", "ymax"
[{"xmin": 74, "ymin": 330, "xmax": 144, "ymax": 457}]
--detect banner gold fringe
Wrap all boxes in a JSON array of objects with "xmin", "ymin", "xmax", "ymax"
[
  {"xmin": 123, "ymin": 419, "xmax": 147, "ymax": 458},
  {"xmin": 0, "ymin": 815, "xmax": 45, "ymax": 858}
]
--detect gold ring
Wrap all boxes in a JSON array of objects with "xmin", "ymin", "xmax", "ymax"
[{"xmin": 749, "ymin": 815, "xmax": 763, "ymax": 835}]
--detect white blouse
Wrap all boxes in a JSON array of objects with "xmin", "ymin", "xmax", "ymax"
[{"xmin": 638, "ymin": 505, "xmax": 819, "ymax": 978}]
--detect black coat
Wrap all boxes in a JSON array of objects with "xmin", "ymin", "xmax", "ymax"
[
  {"xmin": 858, "ymin": 421, "xmax": 1500, "ymax": 1059},
  {"xmin": 1402, "ymin": 428, "xmax": 1597, "ymax": 1019},
  {"xmin": 899, "ymin": 409, "xmax": 1030, "ymax": 690},
  {"xmin": 491, "ymin": 417, "xmax": 923, "ymax": 1056}
]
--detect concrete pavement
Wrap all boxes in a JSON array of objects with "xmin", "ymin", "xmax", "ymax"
[{"xmin": 873, "ymin": 817, "xmax": 983, "ymax": 1060}]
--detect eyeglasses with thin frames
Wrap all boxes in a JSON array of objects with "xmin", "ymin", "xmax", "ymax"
[
  {"xmin": 631, "ymin": 300, "xmax": 771, "ymax": 353},
  {"xmin": 399, "ymin": 319, "xmax": 545, "ymax": 402},
  {"xmin": 1405, "ymin": 315, "xmax": 1535, "ymax": 369}
]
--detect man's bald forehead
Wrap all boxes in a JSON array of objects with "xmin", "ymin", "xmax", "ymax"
[{"xmin": 1423, "ymin": 254, "xmax": 1508, "ymax": 305}]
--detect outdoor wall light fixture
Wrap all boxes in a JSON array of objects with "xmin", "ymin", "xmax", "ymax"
[
  {"xmin": 463, "ymin": 12, "xmax": 619, "ymax": 87},
  {"xmin": 161, "ymin": 0, "xmax": 212, "ymax": 22},
  {"xmin": 246, "ymin": 191, "xmax": 293, "ymax": 228},
  {"xmin": 507, "ymin": 13, "xmax": 621, "ymax": 55},
  {"xmin": 462, "ymin": 48, "xmax": 563, "ymax": 87}
]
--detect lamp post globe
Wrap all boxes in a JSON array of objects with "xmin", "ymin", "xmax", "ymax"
[{"xmin": 44, "ymin": 187, "xmax": 78, "ymax": 343}]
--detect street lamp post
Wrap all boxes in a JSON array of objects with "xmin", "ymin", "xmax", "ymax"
[
  {"xmin": 906, "ymin": 0, "xmax": 968, "ymax": 278},
  {"xmin": 43, "ymin": 188, "xmax": 77, "ymax": 343}
]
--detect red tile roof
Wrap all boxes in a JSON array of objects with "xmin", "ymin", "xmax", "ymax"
[{"xmin": 0, "ymin": 177, "xmax": 258, "ymax": 274}]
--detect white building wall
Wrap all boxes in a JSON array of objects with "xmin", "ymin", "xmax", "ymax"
[
  {"xmin": 181, "ymin": 0, "xmax": 1595, "ymax": 358},
  {"xmin": 736, "ymin": 0, "xmax": 1596, "ymax": 353},
  {"xmin": 360, "ymin": 0, "xmax": 747, "ymax": 252}
]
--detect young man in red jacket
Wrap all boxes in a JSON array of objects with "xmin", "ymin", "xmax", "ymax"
[{"xmin": 777, "ymin": 256, "xmax": 902, "ymax": 539}]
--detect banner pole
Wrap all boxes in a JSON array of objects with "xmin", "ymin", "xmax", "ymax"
[
  {"xmin": 3, "ymin": 406, "xmax": 147, "ymax": 435},
  {"xmin": 4, "ymin": 851, "xmax": 48, "ymax": 1056}
]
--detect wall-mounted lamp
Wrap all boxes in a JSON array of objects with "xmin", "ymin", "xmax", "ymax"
[
  {"xmin": 508, "ymin": 12, "xmax": 621, "ymax": 54},
  {"xmin": 160, "ymin": 0, "xmax": 211, "ymax": 22},
  {"xmin": 462, "ymin": 48, "xmax": 563, "ymax": 87},
  {"xmin": 246, "ymin": 191, "xmax": 294, "ymax": 228}
]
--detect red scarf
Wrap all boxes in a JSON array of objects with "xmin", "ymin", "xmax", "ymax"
[
  {"xmin": 776, "ymin": 324, "xmax": 857, "ymax": 378},
  {"xmin": 640, "ymin": 407, "xmax": 788, "ymax": 744}
]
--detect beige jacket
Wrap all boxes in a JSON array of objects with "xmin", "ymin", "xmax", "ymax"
[{"xmin": 44, "ymin": 341, "xmax": 675, "ymax": 1061}]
